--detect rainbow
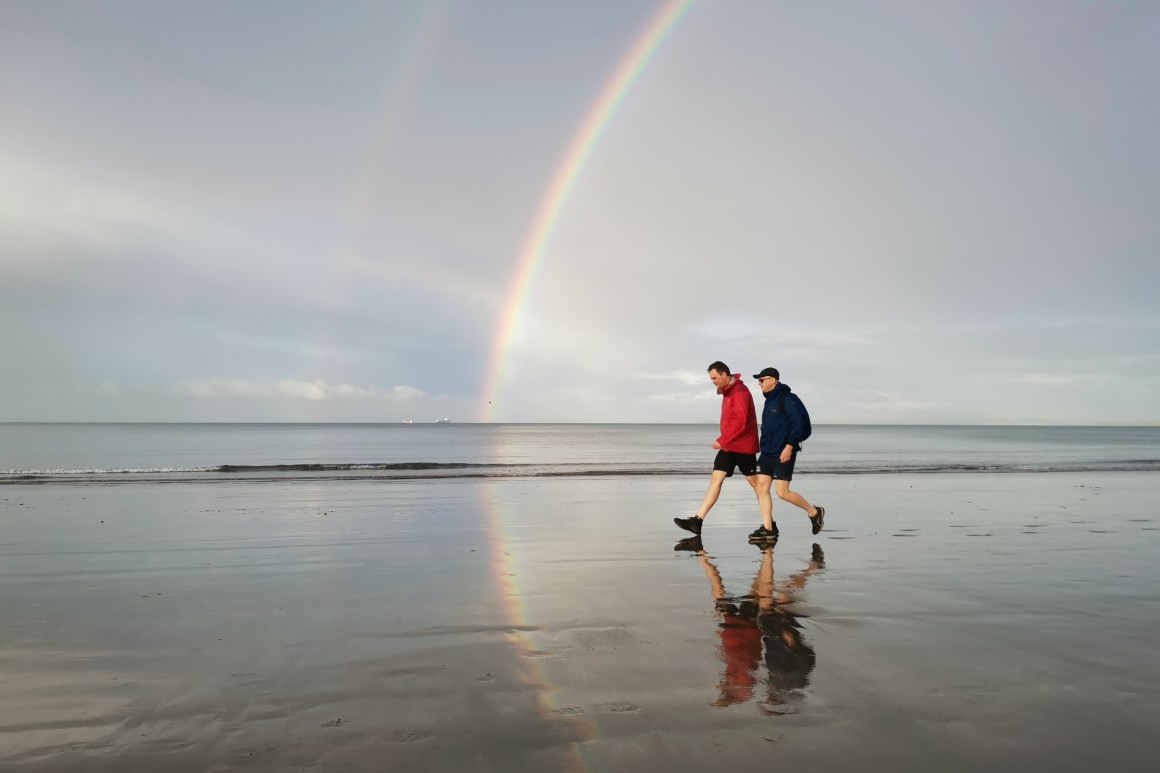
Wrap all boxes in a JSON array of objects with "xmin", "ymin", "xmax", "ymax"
[
  {"xmin": 481, "ymin": 478, "xmax": 598, "ymax": 769},
  {"xmin": 305, "ymin": 2, "xmax": 453, "ymax": 421},
  {"xmin": 480, "ymin": 0, "xmax": 698, "ymax": 422}
]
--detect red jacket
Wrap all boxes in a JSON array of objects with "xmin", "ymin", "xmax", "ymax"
[{"xmin": 717, "ymin": 375, "xmax": 759, "ymax": 454}]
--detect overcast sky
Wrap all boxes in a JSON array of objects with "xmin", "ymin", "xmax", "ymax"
[{"xmin": 2, "ymin": 0, "xmax": 1157, "ymax": 424}]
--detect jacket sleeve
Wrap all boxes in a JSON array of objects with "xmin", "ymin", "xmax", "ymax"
[
  {"xmin": 717, "ymin": 390, "xmax": 747, "ymax": 448},
  {"xmin": 785, "ymin": 394, "xmax": 807, "ymax": 448}
]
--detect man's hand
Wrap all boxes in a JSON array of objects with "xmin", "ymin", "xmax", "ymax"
[
  {"xmin": 780, "ymin": 445, "xmax": 794, "ymax": 463},
  {"xmin": 711, "ymin": 440, "xmax": 722, "ymax": 450}
]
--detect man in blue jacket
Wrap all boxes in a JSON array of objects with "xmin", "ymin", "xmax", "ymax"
[{"xmin": 748, "ymin": 368, "xmax": 825, "ymax": 543}]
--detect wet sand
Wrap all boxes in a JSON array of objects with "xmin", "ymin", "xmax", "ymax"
[{"xmin": 2, "ymin": 472, "xmax": 1159, "ymax": 771}]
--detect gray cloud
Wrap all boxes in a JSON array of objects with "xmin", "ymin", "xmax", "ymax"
[{"xmin": 2, "ymin": 1, "xmax": 1157, "ymax": 424}]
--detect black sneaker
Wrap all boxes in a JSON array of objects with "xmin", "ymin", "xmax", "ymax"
[
  {"xmin": 674, "ymin": 536, "xmax": 703, "ymax": 552},
  {"xmin": 809, "ymin": 506, "xmax": 825, "ymax": 535},
  {"xmin": 747, "ymin": 525, "xmax": 779, "ymax": 543},
  {"xmin": 674, "ymin": 516, "xmax": 703, "ymax": 535}
]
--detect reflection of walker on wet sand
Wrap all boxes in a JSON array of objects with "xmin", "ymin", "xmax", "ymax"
[{"xmin": 690, "ymin": 543, "xmax": 824, "ymax": 713}]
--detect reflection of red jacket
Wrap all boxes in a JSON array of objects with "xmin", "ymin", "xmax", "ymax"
[
  {"xmin": 716, "ymin": 614, "xmax": 762, "ymax": 705},
  {"xmin": 717, "ymin": 375, "xmax": 759, "ymax": 454}
]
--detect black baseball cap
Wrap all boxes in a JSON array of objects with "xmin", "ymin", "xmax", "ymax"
[{"xmin": 752, "ymin": 367, "xmax": 780, "ymax": 380}]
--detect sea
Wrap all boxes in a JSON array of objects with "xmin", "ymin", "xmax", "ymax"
[{"xmin": 2, "ymin": 423, "xmax": 1158, "ymax": 485}]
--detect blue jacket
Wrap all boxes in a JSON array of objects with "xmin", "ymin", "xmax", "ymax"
[{"xmin": 759, "ymin": 383, "xmax": 808, "ymax": 455}]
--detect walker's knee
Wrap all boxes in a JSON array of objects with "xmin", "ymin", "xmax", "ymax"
[{"xmin": 776, "ymin": 489, "xmax": 793, "ymax": 501}]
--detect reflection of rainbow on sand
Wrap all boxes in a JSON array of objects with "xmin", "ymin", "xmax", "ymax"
[{"xmin": 481, "ymin": 479, "xmax": 598, "ymax": 770}]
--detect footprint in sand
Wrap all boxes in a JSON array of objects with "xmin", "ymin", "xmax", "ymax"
[
  {"xmin": 553, "ymin": 703, "xmax": 640, "ymax": 716},
  {"xmin": 388, "ymin": 729, "xmax": 432, "ymax": 743},
  {"xmin": 596, "ymin": 703, "xmax": 640, "ymax": 713}
]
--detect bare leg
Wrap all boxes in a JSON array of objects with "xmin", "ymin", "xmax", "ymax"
[
  {"xmin": 750, "ymin": 546, "xmax": 775, "ymax": 612},
  {"xmin": 773, "ymin": 479, "xmax": 816, "ymax": 516},
  {"xmin": 755, "ymin": 475, "xmax": 774, "ymax": 530},
  {"xmin": 695, "ymin": 469, "xmax": 730, "ymax": 520},
  {"xmin": 781, "ymin": 546, "xmax": 824, "ymax": 593},
  {"xmin": 698, "ymin": 553, "xmax": 726, "ymax": 600}
]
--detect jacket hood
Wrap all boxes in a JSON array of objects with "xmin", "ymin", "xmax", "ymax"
[
  {"xmin": 718, "ymin": 373, "xmax": 745, "ymax": 395},
  {"xmin": 763, "ymin": 382, "xmax": 791, "ymax": 399}
]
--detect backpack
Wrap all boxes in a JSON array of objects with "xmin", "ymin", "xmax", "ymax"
[{"xmin": 779, "ymin": 391, "xmax": 813, "ymax": 445}]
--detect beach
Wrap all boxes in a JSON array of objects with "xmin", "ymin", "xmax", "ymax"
[{"xmin": 2, "ymin": 471, "xmax": 1159, "ymax": 771}]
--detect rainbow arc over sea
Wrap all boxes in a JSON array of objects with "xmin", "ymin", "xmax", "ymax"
[{"xmin": 479, "ymin": 0, "xmax": 697, "ymax": 422}]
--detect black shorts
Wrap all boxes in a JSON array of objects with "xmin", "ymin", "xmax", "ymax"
[
  {"xmin": 758, "ymin": 449, "xmax": 797, "ymax": 480},
  {"xmin": 713, "ymin": 450, "xmax": 757, "ymax": 477}
]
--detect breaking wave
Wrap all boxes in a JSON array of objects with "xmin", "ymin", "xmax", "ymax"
[{"xmin": 3, "ymin": 459, "xmax": 1159, "ymax": 485}]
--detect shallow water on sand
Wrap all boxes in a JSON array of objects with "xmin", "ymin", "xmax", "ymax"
[{"xmin": 1, "ymin": 472, "xmax": 1158, "ymax": 771}]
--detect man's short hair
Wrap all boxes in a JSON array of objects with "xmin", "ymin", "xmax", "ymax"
[{"xmin": 707, "ymin": 361, "xmax": 730, "ymax": 376}]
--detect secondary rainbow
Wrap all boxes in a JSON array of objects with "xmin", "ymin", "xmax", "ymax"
[{"xmin": 480, "ymin": 0, "xmax": 697, "ymax": 421}]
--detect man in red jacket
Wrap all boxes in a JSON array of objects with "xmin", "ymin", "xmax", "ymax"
[{"xmin": 675, "ymin": 361, "xmax": 761, "ymax": 536}]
